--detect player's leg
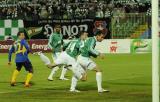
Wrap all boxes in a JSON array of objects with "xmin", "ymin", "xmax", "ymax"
[
  {"xmin": 68, "ymin": 56, "xmax": 87, "ymax": 92},
  {"xmin": 10, "ymin": 62, "xmax": 23, "ymax": 86},
  {"xmin": 48, "ymin": 52, "xmax": 69, "ymax": 81},
  {"xmin": 52, "ymin": 52, "xmax": 69, "ymax": 80},
  {"xmin": 48, "ymin": 53, "xmax": 61, "ymax": 81},
  {"xmin": 68, "ymin": 55, "xmax": 87, "ymax": 81},
  {"xmin": 34, "ymin": 52, "xmax": 64, "ymax": 75},
  {"xmin": 24, "ymin": 61, "xmax": 33, "ymax": 87},
  {"xmin": 70, "ymin": 75, "xmax": 79, "ymax": 92},
  {"xmin": 48, "ymin": 51, "xmax": 68, "ymax": 71},
  {"xmin": 70, "ymin": 72, "xmax": 87, "ymax": 92},
  {"xmin": 78, "ymin": 55, "xmax": 108, "ymax": 93},
  {"xmin": 69, "ymin": 63, "xmax": 87, "ymax": 92},
  {"xmin": 37, "ymin": 52, "xmax": 52, "ymax": 67},
  {"xmin": 36, "ymin": 52, "xmax": 61, "ymax": 69},
  {"xmin": 59, "ymin": 66, "xmax": 69, "ymax": 80},
  {"xmin": 72, "ymin": 67, "xmax": 87, "ymax": 81},
  {"xmin": 87, "ymin": 60, "xmax": 109, "ymax": 93},
  {"xmin": 34, "ymin": 52, "xmax": 62, "ymax": 70}
]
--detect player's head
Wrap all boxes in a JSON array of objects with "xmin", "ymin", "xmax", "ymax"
[
  {"xmin": 95, "ymin": 30, "xmax": 106, "ymax": 42},
  {"xmin": 79, "ymin": 31, "xmax": 88, "ymax": 40},
  {"xmin": 54, "ymin": 25, "xmax": 61, "ymax": 34},
  {"xmin": 17, "ymin": 31, "xmax": 25, "ymax": 40}
]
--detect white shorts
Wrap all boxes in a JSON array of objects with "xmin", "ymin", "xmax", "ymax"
[
  {"xmin": 52, "ymin": 52, "xmax": 61, "ymax": 62},
  {"xmin": 77, "ymin": 55, "xmax": 97, "ymax": 70},
  {"xmin": 54, "ymin": 51, "xmax": 85, "ymax": 79}
]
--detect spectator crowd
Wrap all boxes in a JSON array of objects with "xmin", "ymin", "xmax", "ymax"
[{"xmin": 0, "ymin": 0, "xmax": 151, "ymax": 20}]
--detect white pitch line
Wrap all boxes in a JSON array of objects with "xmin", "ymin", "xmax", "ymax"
[
  {"xmin": 107, "ymin": 75, "xmax": 146, "ymax": 81},
  {"xmin": 0, "ymin": 90, "xmax": 25, "ymax": 94}
]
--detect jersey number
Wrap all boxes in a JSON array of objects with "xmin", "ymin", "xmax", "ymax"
[
  {"xmin": 15, "ymin": 43, "xmax": 23, "ymax": 54},
  {"xmin": 67, "ymin": 43, "xmax": 76, "ymax": 52}
]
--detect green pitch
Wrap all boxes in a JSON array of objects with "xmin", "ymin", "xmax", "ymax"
[{"xmin": 0, "ymin": 53, "xmax": 152, "ymax": 102}]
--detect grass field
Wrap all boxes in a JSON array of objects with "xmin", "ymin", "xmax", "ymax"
[{"xmin": 0, "ymin": 53, "xmax": 152, "ymax": 102}]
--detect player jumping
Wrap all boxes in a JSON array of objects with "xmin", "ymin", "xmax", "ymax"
[{"xmin": 8, "ymin": 31, "xmax": 33, "ymax": 87}]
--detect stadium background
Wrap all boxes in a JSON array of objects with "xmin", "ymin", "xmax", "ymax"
[
  {"xmin": 0, "ymin": 0, "xmax": 154, "ymax": 54},
  {"xmin": 0, "ymin": 0, "xmax": 159, "ymax": 102}
]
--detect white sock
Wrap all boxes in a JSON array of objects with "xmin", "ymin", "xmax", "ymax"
[
  {"xmin": 96, "ymin": 72, "xmax": 102, "ymax": 91},
  {"xmin": 72, "ymin": 64, "xmax": 83, "ymax": 80},
  {"xmin": 70, "ymin": 76, "xmax": 78, "ymax": 90},
  {"xmin": 48, "ymin": 67, "xmax": 59, "ymax": 79},
  {"xmin": 60, "ymin": 67, "xmax": 67, "ymax": 79},
  {"xmin": 39, "ymin": 53, "xmax": 51, "ymax": 65}
]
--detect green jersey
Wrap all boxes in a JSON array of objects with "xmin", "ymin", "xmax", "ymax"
[
  {"xmin": 80, "ymin": 37, "xmax": 100, "ymax": 58},
  {"xmin": 48, "ymin": 32, "xmax": 63, "ymax": 53},
  {"xmin": 65, "ymin": 39, "xmax": 84, "ymax": 58}
]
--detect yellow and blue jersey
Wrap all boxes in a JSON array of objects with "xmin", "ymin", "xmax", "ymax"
[{"xmin": 8, "ymin": 39, "xmax": 30, "ymax": 62}]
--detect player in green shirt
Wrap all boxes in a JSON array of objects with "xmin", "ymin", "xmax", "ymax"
[
  {"xmin": 47, "ymin": 25, "xmax": 68, "ymax": 81},
  {"xmin": 65, "ymin": 39, "xmax": 82, "ymax": 58},
  {"xmin": 51, "ymin": 32, "xmax": 88, "ymax": 80},
  {"xmin": 36, "ymin": 31, "xmax": 88, "ymax": 92},
  {"xmin": 77, "ymin": 30, "xmax": 109, "ymax": 93}
]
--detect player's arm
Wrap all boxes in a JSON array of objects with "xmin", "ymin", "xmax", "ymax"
[
  {"xmin": 8, "ymin": 45, "xmax": 15, "ymax": 65},
  {"xmin": 77, "ymin": 40, "xmax": 83, "ymax": 55},
  {"xmin": 55, "ymin": 40, "xmax": 62, "ymax": 48},
  {"xmin": 54, "ymin": 34, "xmax": 63, "ymax": 48},
  {"xmin": 48, "ymin": 34, "xmax": 60, "ymax": 48},
  {"xmin": 88, "ymin": 39, "xmax": 100, "ymax": 57},
  {"xmin": 48, "ymin": 34, "xmax": 54, "ymax": 49}
]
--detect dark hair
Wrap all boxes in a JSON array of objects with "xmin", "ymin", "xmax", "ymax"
[
  {"xmin": 17, "ymin": 31, "xmax": 24, "ymax": 37},
  {"xmin": 95, "ymin": 29, "xmax": 103, "ymax": 35},
  {"xmin": 78, "ymin": 31, "xmax": 87, "ymax": 37},
  {"xmin": 95, "ymin": 29, "xmax": 106, "ymax": 36}
]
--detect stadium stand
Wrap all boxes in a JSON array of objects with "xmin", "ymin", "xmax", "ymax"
[{"xmin": 0, "ymin": 0, "xmax": 151, "ymax": 39}]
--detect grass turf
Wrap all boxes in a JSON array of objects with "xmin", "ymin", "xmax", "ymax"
[{"xmin": 0, "ymin": 53, "xmax": 152, "ymax": 102}]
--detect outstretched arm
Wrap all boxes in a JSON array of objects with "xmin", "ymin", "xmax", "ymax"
[{"xmin": 89, "ymin": 39, "xmax": 100, "ymax": 57}]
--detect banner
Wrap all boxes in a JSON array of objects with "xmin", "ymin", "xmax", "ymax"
[
  {"xmin": 0, "ymin": 40, "xmax": 14, "ymax": 53},
  {"xmin": 130, "ymin": 39, "xmax": 152, "ymax": 53},
  {"xmin": 105, "ymin": 39, "xmax": 131, "ymax": 53},
  {"xmin": 0, "ymin": 20, "xmax": 24, "ymax": 40},
  {"xmin": 0, "ymin": 40, "xmax": 51, "ymax": 53},
  {"xmin": 23, "ymin": 18, "xmax": 111, "ymax": 39},
  {"xmin": 29, "ymin": 40, "xmax": 51, "ymax": 52},
  {"xmin": 96, "ymin": 39, "xmax": 151, "ymax": 54},
  {"xmin": 0, "ymin": 39, "xmax": 152, "ymax": 53}
]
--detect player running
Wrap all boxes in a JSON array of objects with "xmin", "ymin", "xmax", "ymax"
[
  {"xmin": 37, "ymin": 32, "xmax": 88, "ymax": 91},
  {"xmin": 8, "ymin": 31, "xmax": 33, "ymax": 87},
  {"xmin": 75, "ymin": 30, "xmax": 109, "ymax": 93},
  {"xmin": 47, "ymin": 25, "xmax": 68, "ymax": 81}
]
